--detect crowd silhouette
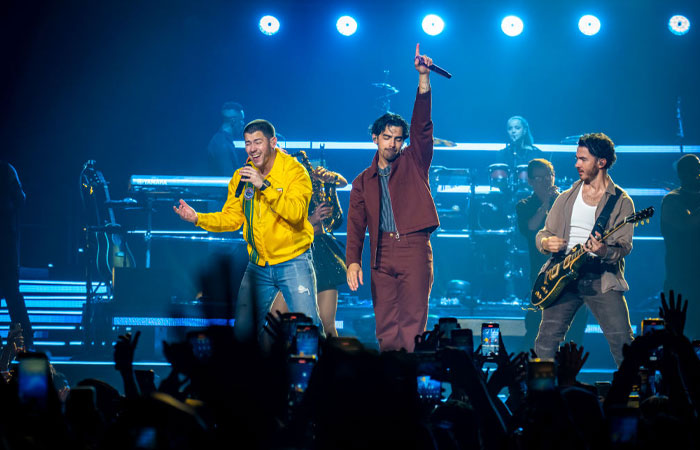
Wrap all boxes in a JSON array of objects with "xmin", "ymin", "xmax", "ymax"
[{"xmin": 0, "ymin": 290, "xmax": 698, "ymax": 449}]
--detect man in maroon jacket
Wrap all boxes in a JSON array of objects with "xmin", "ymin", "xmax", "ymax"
[{"xmin": 346, "ymin": 44, "xmax": 439, "ymax": 352}]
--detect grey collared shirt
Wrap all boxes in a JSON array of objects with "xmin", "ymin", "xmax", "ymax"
[
  {"xmin": 378, "ymin": 164, "xmax": 397, "ymax": 232},
  {"xmin": 535, "ymin": 175, "xmax": 635, "ymax": 293}
]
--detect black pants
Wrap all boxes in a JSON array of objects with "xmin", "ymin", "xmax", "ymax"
[{"xmin": 0, "ymin": 275, "xmax": 33, "ymax": 348}]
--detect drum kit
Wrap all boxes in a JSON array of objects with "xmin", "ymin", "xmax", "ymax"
[
  {"xmin": 429, "ymin": 163, "xmax": 543, "ymax": 303},
  {"xmin": 431, "ymin": 162, "xmax": 577, "ymax": 303}
]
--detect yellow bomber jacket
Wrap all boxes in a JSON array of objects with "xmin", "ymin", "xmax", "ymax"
[{"xmin": 196, "ymin": 148, "xmax": 314, "ymax": 266}]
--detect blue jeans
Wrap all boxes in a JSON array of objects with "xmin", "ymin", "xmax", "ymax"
[
  {"xmin": 234, "ymin": 249, "xmax": 319, "ymax": 341},
  {"xmin": 535, "ymin": 276, "xmax": 634, "ymax": 366}
]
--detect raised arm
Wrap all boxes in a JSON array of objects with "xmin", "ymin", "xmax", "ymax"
[
  {"xmin": 181, "ymin": 174, "xmax": 246, "ymax": 232},
  {"xmin": 408, "ymin": 43, "xmax": 434, "ymax": 173}
]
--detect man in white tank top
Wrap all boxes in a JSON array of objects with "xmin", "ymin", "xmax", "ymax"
[{"xmin": 535, "ymin": 133, "xmax": 635, "ymax": 367}]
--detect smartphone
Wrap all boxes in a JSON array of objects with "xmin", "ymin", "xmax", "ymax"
[
  {"xmin": 481, "ymin": 323, "xmax": 500, "ymax": 358},
  {"xmin": 527, "ymin": 358, "xmax": 556, "ymax": 391},
  {"xmin": 450, "ymin": 328, "xmax": 474, "ymax": 356},
  {"xmin": 294, "ymin": 324, "xmax": 320, "ymax": 358},
  {"xmin": 187, "ymin": 331, "xmax": 212, "ymax": 362},
  {"xmin": 416, "ymin": 375, "xmax": 442, "ymax": 402},
  {"xmin": 693, "ymin": 340, "xmax": 700, "ymax": 359},
  {"xmin": 640, "ymin": 318, "xmax": 664, "ymax": 336},
  {"xmin": 641, "ymin": 318, "xmax": 665, "ymax": 363},
  {"xmin": 280, "ymin": 313, "xmax": 312, "ymax": 346},
  {"xmin": 288, "ymin": 356, "xmax": 315, "ymax": 394},
  {"xmin": 18, "ymin": 352, "xmax": 51, "ymax": 410}
]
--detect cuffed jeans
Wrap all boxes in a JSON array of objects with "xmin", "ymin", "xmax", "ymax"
[
  {"xmin": 535, "ymin": 275, "xmax": 633, "ymax": 367},
  {"xmin": 234, "ymin": 249, "xmax": 319, "ymax": 341}
]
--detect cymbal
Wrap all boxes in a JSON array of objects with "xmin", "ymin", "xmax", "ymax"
[{"xmin": 371, "ymin": 82, "xmax": 399, "ymax": 94}]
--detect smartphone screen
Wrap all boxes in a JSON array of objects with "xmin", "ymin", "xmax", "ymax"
[
  {"xmin": 481, "ymin": 323, "xmax": 500, "ymax": 358},
  {"xmin": 641, "ymin": 318, "xmax": 664, "ymax": 335},
  {"xmin": 693, "ymin": 340, "xmax": 700, "ymax": 359},
  {"xmin": 188, "ymin": 332, "xmax": 212, "ymax": 362},
  {"xmin": 281, "ymin": 313, "xmax": 312, "ymax": 347},
  {"xmin": 288, "ymin": 356, "xmax": 315, "ymax": 394},
  {"xmin": 417, "ymin": 375, "xmax": 442, "ymax": 402},
  {"xmin": 18, "ymin": 353, "xmax": 50, "ymax": 409},
  {"xmin": 295, "ymin": 324, "xmax": 319, "ymax": 358},
  {"xmin": 451, "ymin": 328, "xmax": 473, "ymax": 356},
  {"xmin": 641, "ymin": 318, "xmax": 665, "ymax": 363}
]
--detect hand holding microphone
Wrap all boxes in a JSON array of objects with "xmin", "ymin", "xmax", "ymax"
[
  {"xmin": 235, "ymin": 164, "xmax": 265, "ymax": 197},
  {"xmin": 414, "ymin": 43, "xmax": 452, "ymax": 79}
]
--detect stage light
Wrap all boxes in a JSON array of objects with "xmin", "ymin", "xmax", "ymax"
[
  {"xmin": 578, "ymin": 15, "xmax": 600, "ymax": 36},
  {"xmin": 422, "ymin": 14, "xmax": 444, "ymax": 36},
  {"xmin": 259, "ymin": 15, "xmax": 280, "ymax": 35},
  {"xmin": 669, "ymin": 15, "xmax": 690, "ymax": 35},
  {"xmin": 336, "ymin": 16, "xmax": 358, "ymax": 36},
  {"xmin": 501, "ymin": 16, "xmax": 524, "ymax": 36}
]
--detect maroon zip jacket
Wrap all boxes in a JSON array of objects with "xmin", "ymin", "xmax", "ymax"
[{"xmin": 346, "ymin": 89, "xmax": 439, "ymax": 269}]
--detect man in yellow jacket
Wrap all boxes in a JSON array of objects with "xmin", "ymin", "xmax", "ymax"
[{"xmin": 174, "ymin": 119, "xmax": 319, "ymax": 340}]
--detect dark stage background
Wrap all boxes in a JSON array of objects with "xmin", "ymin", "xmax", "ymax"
[{"xmin": 1, "ymin": 0, "xmax": 698, "ymax": 276}]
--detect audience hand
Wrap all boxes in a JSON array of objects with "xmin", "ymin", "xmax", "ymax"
[
  {"xmin": 114, "ymin": 331, "xmax": 140, "ymax": 372},
  {"xmin": 659, "ymin": 290, "xmax": 688, "ymax": 336},
  {"xmin": 556, "ymin": 342, "xmax": 589, "ymax": 386}
]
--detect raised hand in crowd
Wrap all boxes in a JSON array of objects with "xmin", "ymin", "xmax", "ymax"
[
  {"xmin": 441, "ymin": 347, "xmax": 509, "ymax": 449},
  {"xmin": 660, "ymin": 289, "xmax": 688, "ymax": 336},
  {"xmin": 486, "ymin": 333, "xmax": 527, "ymax": 399},
  {"xmin": 555, "ymin": 341, "xmax": 590, "ymax": 387},
  {"xmin": 114, "ymin": 331, "xmax": 141, "ymax": 398},
  {"xmin": 159, "ymin": 340, "xmax": 195, "ymax": 399}
]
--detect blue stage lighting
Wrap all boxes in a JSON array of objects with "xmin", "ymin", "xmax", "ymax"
[
  {"xmin": 669, "ymin": 15, "xmax": 690, "ymax": 35},
  {"xmin": 578, "ymin": 15, "xmax": 601, "ymax": 36},
  {"xmin": 336, "ymin": 16, "xmax": 358, "ymax": 36},
  {"xmin": 501, "ymin": 16, "xmax": 524, "ymax": 36},
  {"xmin": 259, "ymin": 15, "xmax": 280, "ymax": 36},
  {"xmin": 422, "ymin": 14, "xmax": 444, "ymax": 36}
]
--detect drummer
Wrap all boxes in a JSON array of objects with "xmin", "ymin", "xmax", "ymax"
[{"xmin": 499, "ymin": 116, "xmax": 544, "ymax": 168}]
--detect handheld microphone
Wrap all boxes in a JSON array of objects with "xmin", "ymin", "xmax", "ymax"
[
  {"xmin": 427, "ymin": 63, "xmax": 452, "ymax": 79},
  {"xmin": 416, "ymin": 56, "xmax": 452, "ymax": 79},
  {"xmin": 235, "ymin": 162, "xmax": 254, "ymax": 198}
]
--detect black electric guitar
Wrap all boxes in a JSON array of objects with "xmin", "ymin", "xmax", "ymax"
[
  {"xmin": 80, "ymin": 161, "xmax": 134, "ymax": 282},
  {"xmin": 531, "ymin": 206, "xmax": 654, "ymax": 310}
]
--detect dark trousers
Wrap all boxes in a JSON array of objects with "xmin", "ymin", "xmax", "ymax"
[
  {"xmin": 370, "ymin": 232, "xmax": 433, "ymax": 352},
  {"xmin": 522, "ymin": 305, "xmax": 588, "ymax": 354},
  {"xmin": 535, "ymin": 276, "xmax": 633, "ymax": 366},
  {"xmin": 0, "ymin": 275, "xmax": 33, "ymax": 348}
]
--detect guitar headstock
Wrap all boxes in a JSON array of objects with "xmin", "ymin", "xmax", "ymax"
[{"xmin": 625, "ymin": 206, "xmax": 654, "ymax": 227}]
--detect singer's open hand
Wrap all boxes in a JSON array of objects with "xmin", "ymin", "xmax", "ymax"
[
  {"xmin": 347, "ymin": 263, "xmax": 363, "ymax": 291},
  {"xmin": 239, "ymin": 166, "xmax": 264, "ymax": 189},
  {"xmin": 414, "ymin": 43, "xmax": 433, "ymax": 75},
  {"xmin": 173, "ymin": 199, "xmax": 197, "ymax": 224}
]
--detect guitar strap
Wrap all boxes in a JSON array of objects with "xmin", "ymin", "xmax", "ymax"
[{"xmin": 591, "ymin": 186, "xmax": 622, "ymax": 238}]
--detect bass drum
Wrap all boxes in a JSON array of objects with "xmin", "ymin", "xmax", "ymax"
[{"xmin": 488, "ymin": 163, "xmax": 511, "ymax": 193}]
